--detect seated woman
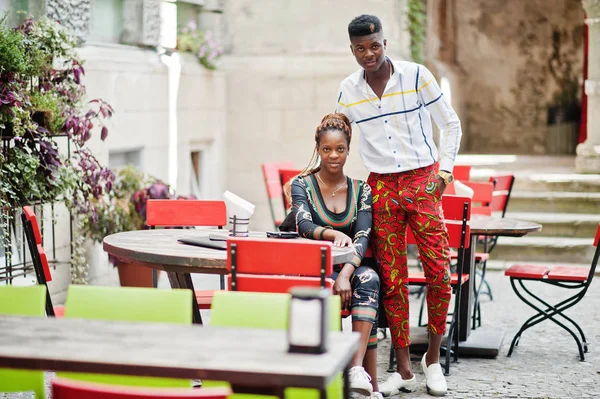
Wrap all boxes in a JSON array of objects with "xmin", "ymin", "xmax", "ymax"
[{"xmin": 286, "ymin": 113, "xmax": 380, "ymax": 399}]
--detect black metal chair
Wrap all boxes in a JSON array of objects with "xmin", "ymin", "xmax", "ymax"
[{"xmin": 504, "ymin": 223, "xmax": 600, "ymax": 361}]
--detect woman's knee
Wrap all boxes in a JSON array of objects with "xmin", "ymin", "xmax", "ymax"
[{"xmin": 353, "ymin": 266, "xmax": 380, "ymax": 292}]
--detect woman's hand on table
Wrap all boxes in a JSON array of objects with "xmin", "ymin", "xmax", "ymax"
[
  {"xmin": 330, "ymin": 231, "xmax": 353, "ymax": 247},
  {"xmin": 333, "ymin": 264, "xmax": 354, "ymax": 310}
]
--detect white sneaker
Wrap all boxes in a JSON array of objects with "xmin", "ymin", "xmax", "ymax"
[
  {"xmin": 370, "ymin": 392, "xmax": 384, "ymax": 399},
  {"xmin": 378, "ymin": 372, "xmax": 417, "ymax": 397},
  {"xmin": 421, "ymin": 352, "xmax": 447, "ymax": 396},
  {"xmin": 348, "ymin": 366, "xmax": 373, "ymax": 396}
]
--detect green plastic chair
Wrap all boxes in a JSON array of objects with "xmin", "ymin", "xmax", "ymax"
[
  {"xmin": 0, "ymin": 285, "xmax": 47, "ymax": 398},
  {"xmin": 59, "ymin": 285, "xmax": 193, "ymax": 388},
  {"xmin": 206, "ymin": 291, "xmax": 343, "ymax": 399}
]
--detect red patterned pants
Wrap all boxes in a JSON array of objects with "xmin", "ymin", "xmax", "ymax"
[{"xmin": 367, "ymin": 163, "xmax": 451, "ymax": 349}]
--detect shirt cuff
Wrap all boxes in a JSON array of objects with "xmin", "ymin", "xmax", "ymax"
[{"xmin": 438, "ymin": 158, "xmax": 455, "ymax": 174}]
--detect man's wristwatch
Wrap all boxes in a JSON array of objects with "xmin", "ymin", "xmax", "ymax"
[{"xmin": 437, "ymin": 170, "xmax": 455, "ymax": 185}]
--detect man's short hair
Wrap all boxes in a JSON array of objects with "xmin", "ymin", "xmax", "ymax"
[{"xmin": 348, "ymin": 15, "xmax": 382, "ymax": 38}]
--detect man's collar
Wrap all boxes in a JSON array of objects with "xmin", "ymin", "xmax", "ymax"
[{"xmin": 351, "ymin": 57, "xmax": 404, "ymax": 87}]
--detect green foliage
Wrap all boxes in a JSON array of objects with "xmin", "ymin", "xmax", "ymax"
[
  {"xmin": 30, "ymin": 90, "xmax": 65, "ymax": 134},
  {"xmin": 0, "ymin": 15, "xmax": 28, "ymax": 75},
  {"xmin": 407, "ymin": 0, "xmax": 427, "ymax": 64}
]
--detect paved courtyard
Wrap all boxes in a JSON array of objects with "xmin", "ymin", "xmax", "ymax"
[
  {"xmin": 3, "ymin": 270, "xmax": 599, "ymax": 399},
  {"xmin": 374, "ymin": 270, "xmax": 600, "ymax": 398}
]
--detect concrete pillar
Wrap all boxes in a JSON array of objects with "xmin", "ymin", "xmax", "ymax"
[
  {"xmin": 46, "ymin": 0, "xmax": 92, "ymax": 43},
  {"xmin": 576, "ymin": 0, "xmax": 600, "ymax": 173}
]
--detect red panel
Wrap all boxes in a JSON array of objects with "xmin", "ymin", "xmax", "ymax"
[
  {"xmin": 488, "ymin": 175, "xmax": 515, "ymax": 213},
  {"xmin": 279, "ymin": 168, "xmax": 302, "ymax": 209},
  {"xmin": 262, "ymin": 162, "xmax": 294, "ymax": 199},
  {"xmin": 227, "ymin": 238, "xmax": 333, "ymax": 276},
  {"xmin": 22, "ymin": 206, "xmax": 42, "ymax": 244},
  {"xmin": 230, "ymin": 274, "xmax": 334, "ymax": 293},
  {"xmin": 504, "ymin": 264, "xmax": 550, "ymax": 279},
  {"xmin": 441, "ymin": 195, "xmax": 471, "ymax": 221},
  {"xmin": 54, "ymin": 305, "xmax": 65, "ymax": 317},
  {"xmin": 52, "ymin": 378, "xmax": 231, "ymax": 399},
  {"xmin": 37, "ymin": 244, "xmax": 52, "ymax": 282},
  {"xmin": 146, "ymin": 200, "xmax": 226, "ymax": 227},
  {"xmin": 594, "ymin": 223, "xmax": 600, "ymax": 247},
  {"xmin": 472, "ymin": 206, "xmax": 492, "ymax": 216},
  {"xmin": 452, "ymin": 165, "xmax": 472, "ymax": 181},
  {"xmin": 450, "ymin": 250, "xmax": 488, "ymax": 262},
  {"xmin": 460, "ymin": 181, "xmax": 494, "ymax": 206},
  {"xmin": 546, "ymin": 266, "xmax": 589, "ymax": 282},
  {"xmin": 195, "ymin": 289, "xmax": 217, "ymax": 309},
  {"xmin": 408, "ymin": 271, "xmax": 468, "ymax": 285}
]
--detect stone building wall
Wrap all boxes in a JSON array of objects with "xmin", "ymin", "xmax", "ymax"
[
  {"xmin": 223, "ymin": 0, "xmax": 412, "ymax": 231},
  {"xmin": 429, "ymin": 0, "xmax": 585, "ymax": 154}
]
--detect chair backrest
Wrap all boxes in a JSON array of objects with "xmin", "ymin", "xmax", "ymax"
[
  {"xmin": 262, "ymin": 162, "xmax": 295, "ymax": 200},
  {"xmin": 226, "ymin": 238, "xmax": 333, "ymax": 292},
  {"xmin": 262, "ymin": 162, "xmax": 295, "ymax": 228},
  {"xmin": 279, "ymin": 168, "xmax": 302, "ymax": 210},
  {"xmin": 21, "ymin": 207, "xmax": 52, "ymax": 282},
  {"xmin": 0, "ymin": 285, "xmax": 47, "ymax": 399},
  {"xmin": 60, "ymin": 285, "xmax": 193, "ymax": 388},
  {"xmin": 488, "ymin": 174, "xmax": 515, "ymax": 217},
  {"xmin": 457, "ymin": 181, "xmax": 493, "ymax": 216},
  {"xmin": 208, "ymin": 291, "xmax": 343, "ymax": 399},
  {"xmin": 452, "ymin": 165, "xmax": 472, "ymax": 181},
  {"xmin": 52, "ymin": 378, "xmax": 231, "ymax": 399},
  {"xmin": 21, "ymin": 207, "xmax": 56, "ymax": 317},
  {"xmin": 146, "ymin": 200, "xmax": 227, "ymax": 227}
]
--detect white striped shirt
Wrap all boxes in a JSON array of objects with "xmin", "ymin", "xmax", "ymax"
[{"xmin": 335, "ymin": 58, "xmax": 462, "ymax": 174}]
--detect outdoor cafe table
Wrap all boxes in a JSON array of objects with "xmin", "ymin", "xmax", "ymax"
[
  {"xmin": 103, "ymin": 229, "xmax": 355, "ymax": 324},
  {"xmin": 456, "ymin": 215, "xmax": 542, "ymax": 356},
  {"xmin": 0, "ymin": 315, "xmax": 360, "ymax": 398}
]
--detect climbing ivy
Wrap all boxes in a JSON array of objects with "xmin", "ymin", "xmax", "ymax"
[{"xmin": 407, "ymin": 0, "xmax": 427, "ymax": 64}]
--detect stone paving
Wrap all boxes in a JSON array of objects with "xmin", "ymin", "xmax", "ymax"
[
  {"xmin": 374, "ymin": 271, "xmax": 600, "ymax": 399},
  {"xmin": 3, "ymin": 271, "xmax": 599, "ymax": 399}
]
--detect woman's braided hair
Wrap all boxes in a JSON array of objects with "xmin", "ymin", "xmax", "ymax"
[{"xmin": 283, "ymin": 113, "xmax": 352, "ymax": 204}]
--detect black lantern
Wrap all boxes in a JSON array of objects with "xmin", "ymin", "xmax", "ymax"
[{"xmin": 288, "ymin": 287, "xmax": 329, "ymax": 354}]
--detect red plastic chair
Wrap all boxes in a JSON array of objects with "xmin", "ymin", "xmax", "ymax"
[
  {"xmin": 52, "ymin": 378, "xmax": 231, "ymax": 399},
  {"xmin": 261, "ymin": 162, "xmax": 295, "ymax": 229},
  {"xmin": 225, "ymin": 238, "xmax": 352, "ymax": 317},
  {"xmin": 21, "ymin": 206, "xmax": 64, "ymax": 317},
  {"xmin": 397, "ymin": 195, "xmax": 472, "ymax": 375},
  {"xmin": 278, "ymin": 168, "xmax": 302, "ymax": 212},
  {"xmin": 146, "ymin": 200, "xmax": 227, "ymax": 309},
  {"xmin": 504, "ymin": 223, "xmax": 600, "ymax": 361},
  {"xmin": 489, "ymin": 174, "xmax": 515, "ymax": 217}
]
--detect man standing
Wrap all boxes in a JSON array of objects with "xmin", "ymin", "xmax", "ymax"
[{"xmin": 335, "ymin": 15, "xmax": 462, "ymax": 397}]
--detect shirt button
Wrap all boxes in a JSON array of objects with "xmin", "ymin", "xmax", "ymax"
[
  {"xmin": 388, "ymin": 136, "xmax": 391, "ymax": 139},
  {"xmin": 393, "ymin": 151, "xmax": 396, "ymax": 154},
  {"xmin": 384, "ymin": 120, "xmax": 388, "ymax": 123},
  {"xmin": 397, "ymin": 164, "xmax": 401, "ymax": 168},
  {"xmin": 378, "ymin": 105, "xmax": 381, "ymax": 109}
]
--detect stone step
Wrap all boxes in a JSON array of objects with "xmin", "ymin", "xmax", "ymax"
[
  {"xmin": 486, "ymin": 236, "xmax": 595, "ymax": 265},
  {"xmin": 470, "ymin": 171, "xmax": 600, "ymax": 192},
  {"xmin": 505, "ymin": 212, "xmax": 600, "ymax": 238},
  {"xmin": 506, "ymin": 191, "xmax": 600, "ymax": 213}
]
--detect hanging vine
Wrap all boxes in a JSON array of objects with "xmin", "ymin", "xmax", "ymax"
[{"xmin": 407, "ymin": 0, "xmax": 427, "ymax": 64}]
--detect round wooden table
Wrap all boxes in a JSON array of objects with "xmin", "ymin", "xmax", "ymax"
[
  {"xmin": 470, "ymin": 215, "xmax": 542, "ymax": 237},
  {"xmin": 103, "ymin": 229, "xmax": 354, "ymax": 274}
]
